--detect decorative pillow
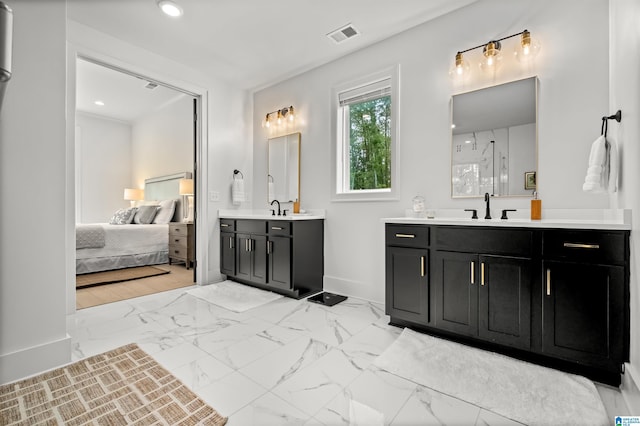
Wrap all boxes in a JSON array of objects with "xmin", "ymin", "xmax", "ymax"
[
  {"xmin": 153, "ymin": 199, "xmax": 177, "ymax": 224},
  {"xmin": 109, "ymin": 207, "xmax": 137, "ymax": 225},
  {"xmin": 134, "ymin": 205, "xmax": 159, "ymax": 224}
]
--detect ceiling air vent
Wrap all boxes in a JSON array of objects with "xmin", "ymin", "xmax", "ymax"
[
  {"xmin": 144, "ymin": 81, "xmax": 158, "ymax": 90},
  {"xmin": 327, "ymin": 23, "xmax": 360, "ymax": 44}
]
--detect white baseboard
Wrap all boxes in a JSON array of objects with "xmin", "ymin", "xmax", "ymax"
[
  {"xmin": 0, "ymin": 335, "xmax": 71, "ymax": 385},
  {"xmin": 622, "ymin": 363, "xmax": 640, "ymax": 413},
  {"xmin": 323, "ymin": 275, "xmax": 384, "ymax": 304}
]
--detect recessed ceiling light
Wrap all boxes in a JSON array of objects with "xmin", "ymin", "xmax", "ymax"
[
  {"xmin": 94, "ymin": 100, "xmax": 105, "ymax": 106},
  {"xmin": 158, "ymin": 0, "xmax": 183, "ymax": 17}
]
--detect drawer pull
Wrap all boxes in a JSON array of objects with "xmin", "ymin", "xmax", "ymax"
[
  {"xmin": 470, "ymin": 261, "xmax": 475, "ymax": 284},
  {"xmin": 421, "ymin": 256, "xmax": 425, "ymax": 277},
  {"xmin": 174, "ymin": 250, "xmax": 180, "ymax": 254},
  {"xmin": 272, "ymin": 226, "xmax": 284, "ymax": 230},
  {"xmin": 267, "ymin": 241, "xmax": 273, "ymax": 254},
  {"xmin": 229, "ymin": 237, "xmax": 233, "ymax": 250},
  {"xmin": 546, "ymin": 269, "xmax": 551, "ymax": 296},
  {"xmin": 563, "ymin": 242, "xmax": 600, "ymax": 249},
  {"xmin": 395, "ymin": 233, "xmax": 415, "ymax": 239},
  {"xmin": 481, "ymin": 262, "xmax": 485, "ymax": 286},
  {"xmin": 221, "ymin": 223, "xmax": 229, "ymax": 227},
  {"xmin": 174, "ymin": 239, "xmax": 180, "ymax": 243}
]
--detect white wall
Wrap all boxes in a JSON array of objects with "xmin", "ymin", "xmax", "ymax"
[
  {"xmin": 131, "ymin": 95, "xmax": 193, "ymax": 188},
  {"xmin": 610, "ymin": 0, "xmax": 640, "ymax": 409},
  {"xmin": 253, "ymin": 0, "xmax": 610, "ymax": 303},
  {"xmin": 0, "ymin": 1, "xmax": 70, "ymax": 384},
  {"xmin": 76, "ymin": 113, "xmax": 132, "ymax": 223}
]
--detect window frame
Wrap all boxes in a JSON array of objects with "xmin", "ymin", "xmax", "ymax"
[{"xmin": 331, "ymin": 65, "xmax": 400, "ymax": 202}]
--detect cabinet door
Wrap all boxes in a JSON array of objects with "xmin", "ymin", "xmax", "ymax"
[
  {"xmin": 268, "ymin": 236, "xmax": 292, "ymax": 290},
  {"xmin": 433, "ymin": 251, "xmax": 477, "ymax": 336},
  {"xmin": 236, "ymin": 234, "xmax": 252, "ymax": 281},
  {"xmin": 385, "ymin": 247, "xmax": 429, "ymax": 323},
  {"xmin": 542, "ymin": 260, "xmax": 625, "ymax": 366},
  {"xmin": 250, "ymin": 235, "xmax": 268, "ymax": 285},
  {"xmin": 220, "ymin": 232, "xmax": 235, "ymax": 276},
  {"xmin": 478, "ymin": 255, "xmax": 531, "ymax": 349}
]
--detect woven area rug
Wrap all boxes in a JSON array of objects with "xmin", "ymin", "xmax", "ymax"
[
  {"xmin": 0, "ymin": 343, "xmax": 227, "ymax": 425},
  {"xmin": 374, "ymin": 328, "xmax": 609, "ymax": 426},
  {"xmin": 186, "ymin": 280, "xmax": 282, "ymax": 312},
  {"xmin": 76, "ymin": 266, "xmax": 170, "ymax": 288}
]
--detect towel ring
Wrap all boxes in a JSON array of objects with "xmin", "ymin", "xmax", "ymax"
[
  {"xmin": 601, "ymin": 110, "xmax": 622, "ymax": 137},
  {"xmin": 233, "ymin": 169, "xmax": 244, "ymax": 180}
]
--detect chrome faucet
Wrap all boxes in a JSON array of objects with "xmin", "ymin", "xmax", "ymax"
[
  {"xmin": 484, "ymin": 192, "xmax": 491, "ymax": 219},
  {"xmin": 270, "ymin": 199, "xmax": 281, "ymax": 216}
]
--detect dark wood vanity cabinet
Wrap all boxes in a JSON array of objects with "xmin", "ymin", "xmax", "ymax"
[
  {"xmin": 385, "ymin": 223, "xmax": 629, "ymax": 385},
  {"xmin": 220, "ymin": 218, "xmax": 323, "ymax": 299}
]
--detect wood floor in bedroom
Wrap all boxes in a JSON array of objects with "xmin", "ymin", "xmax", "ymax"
[{"xmin": 76, "ymin": 264, "xmax": 195, "ymax": 310}]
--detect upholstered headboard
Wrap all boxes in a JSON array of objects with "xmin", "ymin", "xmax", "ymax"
[{"xmin": 144, "ymin": 172, "xmax": 192, "ymax": 223}]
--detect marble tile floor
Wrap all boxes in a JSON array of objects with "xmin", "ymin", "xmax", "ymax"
[{"xmin": 66, "ymin": 285, "xmax": 630, "ymax": 425}]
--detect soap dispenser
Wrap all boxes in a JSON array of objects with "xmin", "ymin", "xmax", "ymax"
[{"xmin": 530, "ymin": 191, "xmax": 541, "ymax": 220}]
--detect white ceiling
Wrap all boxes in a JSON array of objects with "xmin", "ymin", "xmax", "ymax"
[{"xmin": 68, "ymin": 0, "xmax": 477, "ymax": 92}]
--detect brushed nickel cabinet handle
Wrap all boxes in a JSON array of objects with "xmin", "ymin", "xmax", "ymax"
[
  {"xmin": 481, "ymin": 262, "xmax": 485, "ymax": 286},
  {"xmin": 221, "ymin": 223, "xmax": 229, "ymax": 227},
  {"xmin": 563, "ymin": 242, "xmax": 600, "ymax": 249},
  {"xmin": 395, "ymin": 233, "xmax": 415, "ymax": 238},
  {"xmin": 272, "ymin": 226, "xmax": 284, "ymax": 230},
  {"xmin": 546, "ymin": 269, "xmax": 551, "ymax": 296},
  {"xmin": 421, "ymin": 256, "xmax": 425, "ymax": 277},
  {"xmin": 471, "ymin": 261, "xmax": 475, "ymax": 284}
]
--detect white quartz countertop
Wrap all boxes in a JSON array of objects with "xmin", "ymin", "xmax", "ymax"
[
  {"xmin": 219, "ymin": 209, "xmax": 325, "ymax": 221},
  {"xmin": 382, "ymin": 209, "xmax": 631, "ymax": 230}
]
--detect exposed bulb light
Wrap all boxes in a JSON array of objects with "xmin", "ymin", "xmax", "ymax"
[
  {"xmin": 448, "ymin": 52, "xmax": 470, "ymax": 79},
  {"xmin": 480, "ymin": 40, "xmax": 502, "ymax": 72},
  {"xmin": 514, "ymin": 30, "xmax": 541, "ymax": 62},
  {"xmin": 276, "ymin": 110, "xmax": 282, "ymax": 125},
  {"xmin": 263, "ymin": 105, "xmax": 297, "ymax": 130},
  {"xmin": 264, "ymin": 113, "xmax": 271, "ymax": 128},
  {"xmin": 94, "ymin": 100, "xmax": 105, "ymax": 106},
  {"xmin": 288, "ymin": 106, "xmax": 295, "ymax": 122},
  {"xmin": 158, "ymin": 0, "xmax": 183, "ymax": 17}
]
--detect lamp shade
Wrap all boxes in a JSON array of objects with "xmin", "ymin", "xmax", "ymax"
[
  {"xmin": 123, "ymin": 188, "xmax": 144, "ymax": 201},
  {"xmin": 179, "ymin": 178, "xmax": 194, "ymax": 195}
]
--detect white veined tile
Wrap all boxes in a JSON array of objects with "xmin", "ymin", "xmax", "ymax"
[
  {"xmin": 212, "ymin": 333, "xmax": 285, "ymax": 370},
  {"xmin": 475, "ymin": 409, "xmax": 526, "ymax": 426},
  {"xmin": 197, "ymin": 371, "xmax": 267, "ymax": 417},
  {"xmin": 389, "ymin": 385, "xmax": 481, "ymax": 425},
  {"xmin": 338, "ymin": 322, "xmax": 403, "ymax": 369},
  {"xmin": 149, "ymin": 340, "xmax": 211, "ymax": 370},
  {"xmin": 271, "ymin": 348, "xmax": 364, "ymax": 417},
  {"xmin": 239, "ymin": 336, "xmax": 331, "ymax": 390},
  {"xmin": 230, "ymin": 391, "xmax": 311, "ymax": 425},
  {"xmin": 171, "ymin": 355, "xmax": 234, "ymax": 391}
]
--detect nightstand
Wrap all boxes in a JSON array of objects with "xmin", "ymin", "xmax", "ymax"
[{"xmin": 168, "ymin": 222, "xmax": 194, "ymax": 269}]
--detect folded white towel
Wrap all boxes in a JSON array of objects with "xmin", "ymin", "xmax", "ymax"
[
  {"xmin": 583, "ymin": 135, "xmax": 608, "ymax": 193},
  {"xmin": 232, "ymin": 178, "xmax": 245, "ymax": 205}
]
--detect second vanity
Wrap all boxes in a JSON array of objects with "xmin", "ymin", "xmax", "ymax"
[
  {"xmin": 383, "ymin": 214, "xmax": 630, "ymax": 385},
  {"xmin": 219, "ymin": 210, "xmax": 324, "ymax": 299}
]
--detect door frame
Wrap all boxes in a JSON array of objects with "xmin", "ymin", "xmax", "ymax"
[{"xmin": 66, "ymin": 46, "xmax": 210, "ymax": 315}]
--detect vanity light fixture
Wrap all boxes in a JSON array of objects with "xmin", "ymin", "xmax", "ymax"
[
  {"xmin": 450, "ymin": 29, "xmax": 540, "ymax": 79},
  {"xmin": 158, "ymin": 0, "xmax": 183, "ymax": 17},
  {"xmin": 262, "ymin": 105, "xmax": 295, "ymax": 128}
]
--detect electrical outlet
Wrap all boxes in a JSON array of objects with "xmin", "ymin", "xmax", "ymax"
[{"xmin": 209, "ymin": 190, "xmax": 220, "ymax": 202}]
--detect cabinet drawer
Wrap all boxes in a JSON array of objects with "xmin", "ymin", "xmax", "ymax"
[
  {"xmin": 543, "ymin": 230, "xmax": 627, "ymax": 264},
  {"xmin": 268, "ymin": 221, "xmax": 291, "ymax": 236},
  {"xmin": 170, "ymin": 235, "xmax": 188, "ymax": 247},
  {"xmin": 435, "ymin": 227, "xmax": 533, "ymax": 257},
  {"xmin": 169, "ymin": 244, "xmax": 189, "ymax": 260},
  {"xmin": 386, "ymin": 225, "xmax": 429, "ymax": 248},
  {"xmin": 169, "ymin": 224, "xmax": 189, "ymax": 237},
  {"xmin": 220, "ymin": 219, "xmax": 235, "ymax": 231},
  {"xmin": 237, "ymin": 220, "xmax": 266, "ymax": 234}
]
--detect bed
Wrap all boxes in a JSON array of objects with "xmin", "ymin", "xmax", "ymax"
[{"xmin": 76, "ymin": 172, "xmax": 191, "ymax": 274}]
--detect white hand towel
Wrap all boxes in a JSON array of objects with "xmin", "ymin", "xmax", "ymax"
[
  {"xmin": 583, "ymin": 135, "xmax": 607, "ymax": 193},
  {"xmin": 607, "ymin": 137, "xmax": 618, "ymax": 193},
  {"xmin": 232, "ymin": 178, "xmax": 245, "ymax": 205}
]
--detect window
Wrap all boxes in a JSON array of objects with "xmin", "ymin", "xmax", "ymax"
[{"xmin": 333, "ymin": 66, "xmax": 399, "ymax": 201}]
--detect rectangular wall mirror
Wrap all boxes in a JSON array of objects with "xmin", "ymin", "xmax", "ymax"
[
  {"xmin": 268, "ymin": 132, "xmax": 300, "ymax": 203},
  {"xmin": 451, "ymin": 77, "xmax": 538, "ymax": 198}
]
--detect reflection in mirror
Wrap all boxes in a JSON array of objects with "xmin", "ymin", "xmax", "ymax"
[
  {"xmin": 268, "ymin": 132, "xmax": 300, "ymax": 203},
  {"xmin": 451, "ymin": 77, "xmax": 537, "ymax": 198}
]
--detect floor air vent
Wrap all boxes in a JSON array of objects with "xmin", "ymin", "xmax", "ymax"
[{"xmin": 327, "ymin": 23, "xmax": 360, "ymax": 44}]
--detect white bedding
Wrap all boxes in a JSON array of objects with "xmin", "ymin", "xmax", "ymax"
[{"xmin": 76, "ymin": 223, "xmax": 169, "ymax": 274}]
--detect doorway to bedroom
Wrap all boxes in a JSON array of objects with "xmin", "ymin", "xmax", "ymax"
[{"xmin": 74, "ymin": 57, "xmax": 199, "ymax": 309}]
